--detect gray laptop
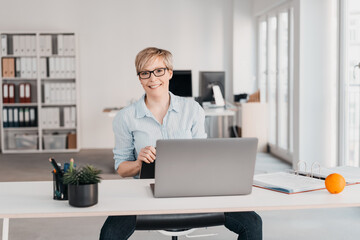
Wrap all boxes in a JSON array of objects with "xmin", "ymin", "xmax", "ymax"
[{"xmin": 152, "ymin": 138, "xmax": 258, "ymax": 198}]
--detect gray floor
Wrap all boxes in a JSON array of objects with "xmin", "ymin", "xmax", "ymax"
[{"xmin": 1, "ymin": 150, "xmax": 360, "ymax": 240}]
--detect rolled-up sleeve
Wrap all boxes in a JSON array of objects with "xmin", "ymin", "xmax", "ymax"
[
  {"xmin": 191, "ymin": 102, "xmax": 207, "ymax": 139},
  {"xmin": 113, "ymin": 110, "xmax": 136, "ymax": 171}
]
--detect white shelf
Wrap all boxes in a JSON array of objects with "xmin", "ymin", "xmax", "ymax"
[
  {"xmin": 0, "ymin": 32, "xmax": 79, "ymax": 153},
  {"xmin": 2, "ymin": 149, "xmax": 40, "ymax": 154},
  {"xmin": 3, "ymin": 127, "xmax": 38, "ymax": 131},
  {"xmin": 41, "ymin": 149, "xmax": 79, "ymax": 153},
  {"xmin": 2, "ymin": 78, "xmax": 37, "ymax": 81},
  {"xmin": 42, "ymin": 103, "xmax": 76, "ymax": 107},
  {"xmin": 2, "ymin": 55, "xmax": 37, "ymax": 58},
  {"xmin": 41, "ymin": 78, "xmax": 75, "ymax": 81},
  {"xmin": 2, "ymin": 149, "xmax": 79, "ymax": 154},
  {"xmin": 42, "ymin": 127, "xmax": 76, "ymax": 131},
  {"xmin": 3, "ymin": 103, "xmax": 37, "ymax": 107},
  {"xmin": 40, "ymin": 55, "xmax": 75, "ymax": 58}
]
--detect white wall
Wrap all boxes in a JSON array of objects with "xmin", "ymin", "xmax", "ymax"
[
  {"xmin": 296, "ymin": 0, "xmax": 338, "ymax": 167},
  {"xmin": 233, "ymin": 0, "xmax": 257, "ymax": 94},
  {"xmin": 0, "ymin": 0, "xmax": 257, "ymax": 148}
]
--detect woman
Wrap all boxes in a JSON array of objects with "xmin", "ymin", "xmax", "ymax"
[{"xmin": 100, "ymin": 47, "xmax": 262, "ymax": 240}]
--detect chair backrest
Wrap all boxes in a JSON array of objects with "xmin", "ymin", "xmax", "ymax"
[{"xmin": 139, "ymin": 161, "xmax": 155, "ymax": 179}]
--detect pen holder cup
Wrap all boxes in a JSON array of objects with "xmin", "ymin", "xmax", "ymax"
[{"xmin": 52, "ymin": 171, "xmax": 68, "ymax": 200}]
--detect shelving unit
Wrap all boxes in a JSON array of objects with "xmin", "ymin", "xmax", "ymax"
[{"xmin": 0, "ymin": 32, "xmax": 79, "ymax": 153}]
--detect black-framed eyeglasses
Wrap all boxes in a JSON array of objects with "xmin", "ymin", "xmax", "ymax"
[{"xmin": 137, "ymin": 68, "xmax": 167, "ymax": 80}]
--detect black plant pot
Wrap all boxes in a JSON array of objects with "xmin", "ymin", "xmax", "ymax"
[{"xmin": 68, "ymin": 183, "xmax": 98, "ymax": 207}]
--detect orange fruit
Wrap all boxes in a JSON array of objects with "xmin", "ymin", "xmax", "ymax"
[{"xmin": 325, "ymin": 173, "xmax": 346, "ymax": 194}]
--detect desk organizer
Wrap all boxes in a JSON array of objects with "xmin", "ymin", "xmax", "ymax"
[{"xmin": 52, "ymin": 171, "xmax": 68, "ymax": 200}]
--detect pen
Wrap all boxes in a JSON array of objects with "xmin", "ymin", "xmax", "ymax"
[
  {"xmin": 49, "ymin": 158, "xmax": 62, "ymax": 175},
  {"xmin": 64, "ymin": 163, "xmax": 70, "ymax": 173},
  {"xmin": 69, "ymin": 158, "xmax": 74, "ymax": 171}
]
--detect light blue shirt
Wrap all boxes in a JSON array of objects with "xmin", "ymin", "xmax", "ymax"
[{"xmin": 113, "ymin": 92, "xmax": 207, "ymax": 175}]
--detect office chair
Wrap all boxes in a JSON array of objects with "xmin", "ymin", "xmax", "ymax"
[
  {"xmin": 135, "ymin": 212, "xmax": 225, "ymax": 240},
  {"xmin": 136, "ymin": 162, "xmax": 225, "ymax": 239}
]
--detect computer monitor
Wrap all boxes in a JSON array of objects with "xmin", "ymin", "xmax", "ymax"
[
  {"xmin": 199, "ymin": 71, "xmax": 225, "ymax": 102},
  {"xmin": 169, "ymin": 70, "xmax": 192, "ymax": 97}
]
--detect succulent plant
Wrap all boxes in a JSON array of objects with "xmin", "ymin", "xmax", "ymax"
[{"xmin": 63, "ymin": 165, "xmax": 101, "ymax": 185}]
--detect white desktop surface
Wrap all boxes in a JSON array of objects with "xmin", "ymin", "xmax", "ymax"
[
  {"xmin": 1, "ymin": 179, "xmax": 360, "ymax": 219},
  {"xmin": 204, "ymin": 108, "xmax": 236, "ymax": 117},
  {"xmin": 103, "ymin": 107, "xmax": 236, "ymax": 117}
]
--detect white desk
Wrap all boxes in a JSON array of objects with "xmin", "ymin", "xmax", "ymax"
[
  {"xmin": 2, "ymin": 179, "xmax": 360, "ymax": 239},
  {"xmin": 204, "ymin": 108, "xmax": 236, "ymax": 138}
]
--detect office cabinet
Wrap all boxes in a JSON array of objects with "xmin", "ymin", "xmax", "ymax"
[{"xmin": 237, "ymin": 103, "xmax": 268, "ymax": 152}]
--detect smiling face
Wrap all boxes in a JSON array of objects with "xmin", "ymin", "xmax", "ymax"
[{"xmin": 139, "ymin": 57, "xmax": 173, "ymax": 98}]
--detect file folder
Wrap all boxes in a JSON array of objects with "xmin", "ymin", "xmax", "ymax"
[
  {"xmin": 2, "ymin": 58, "xmax": 9, "ymax": 77},
  {"xmin": 13, "ymin": 108, "xmax": 19, "ymax": 127},
  {"xmin": 8, "ymin": 108, "xmax": 13, "ymax": 127},
  {"xmin": 31, "ymin": 36, "xmax": 36, "ymax": 56},
  {"xmin": 7, "ymin": 35, "xmax": 13, "ymax": 55},
  {"xmin": 2, "ymin": 83, "xmax": 8, "ymax": 103},
  {"xmin": 24, "ymin": 108, "xmax": 30, "ymax": 127},
  {"xmin": 8, "ymin": 84, "xmax": 15, "ymax": 103},
  {"xmin": 1, "ymin": 34, "xmax": 7, "ymax": 56},
  {"xmin": 30, "ymin": 108, "xmax": 36, "ymax": 127},
  {"xmin": 25, "ymin": 35, "xmax": 31, "ymax": 56},
  {"xmin": 19, "ymin": 83, "xmax": 25, "ymax": 103},
  {"xmin": 13, "ymin": 35, "xmax": 19, "ymax": 56},
  {"xmin": 3, "ymin": 108, "xmax": 8, "ymax": 128},
  {"xmin": 39, "ymin": 35, "xmax": 46, "ymax": 56},
  {"xmin": 25, "ymin": 83, "xmax": 31, "ymax": 103},
  {"xmin": 67, "ymin": 132, "xmax": 77, "ymax": 149},
  {"xmin": 19, "ymin": 35, "xmax": 25, "ymax": 56},
  {"xmin": 20, "ymin": 58, "xmax": 26, "ymax": 77},
  {"xmin": 31, "ymin": 58, "xmax": 37, "ymax": 79},
  {"xmin": 8, "ymin": 58, "xmax": 15, "ymax": 77},
  {"xmin": 57, "ymin": 35, "xmax": 63, "ymax": 55},
  {"xmin": 19, "ymin": 108, "xmax": 24, "ymax": 127},
  {"xmin": 15, "ymin": 58, "xmax": 21, "ymax": 77}
]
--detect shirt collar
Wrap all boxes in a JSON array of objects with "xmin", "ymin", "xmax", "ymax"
[{"xmin": 135, "ymin": 92, "xmax": 180, "ymax": 118}]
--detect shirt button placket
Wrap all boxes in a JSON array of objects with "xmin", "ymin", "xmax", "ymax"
[{"xmin": 161, "ymin": 126, "xmax": 168, "ymax": 139}]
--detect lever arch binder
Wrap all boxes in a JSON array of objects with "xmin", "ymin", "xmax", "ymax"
[
  {"xmin": 253, "ymin": 161, "xmax": 360, "ymax": 194},
  {"xmin": 253, "ymin": 171, "xmax": 326, "ymax": 194},
  {"xmin": 295, "ymin": 166, "xmax": 360, "ymax": 184}
]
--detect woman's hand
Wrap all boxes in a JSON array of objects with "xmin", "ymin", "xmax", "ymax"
[{"xmin": 137, "ymin": 146, "xmax": 156, "ymax": 164}]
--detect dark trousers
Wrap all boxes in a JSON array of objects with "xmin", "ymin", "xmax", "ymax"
[{"xmin": 100, "ymin": 211, "xmax": 262, "ymax": 240}]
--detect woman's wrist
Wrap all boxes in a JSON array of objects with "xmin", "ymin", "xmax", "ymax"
[{"xmin": 135, "ymin": 159, "xmax": 142, "ymax": 168}]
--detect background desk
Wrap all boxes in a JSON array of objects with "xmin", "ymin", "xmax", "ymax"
[
  {"xmin": 204, "ymin": 108, "xmax": 236, "ymax": 138},
  {"xmin": 2, "ymin": 179, "xmax": 360, "ymax": 240}
]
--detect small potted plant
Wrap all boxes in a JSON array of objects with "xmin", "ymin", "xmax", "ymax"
[{"xmin": 63, "ymin": 159, "xmax": 102, "ymax": 207}]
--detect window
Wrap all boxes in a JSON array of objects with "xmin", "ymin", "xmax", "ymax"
[
  {"xmin": 257, "ymin": 5, "xmax": 294, "ymax": 161},
  {"xmin": 340, "ymin": 0, "xmax": 360, "ymax": 166}
]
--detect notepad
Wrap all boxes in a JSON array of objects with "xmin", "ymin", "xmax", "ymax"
[{"xmin": 253, "ymin": 172, "xmax": 326, "ymax": 194}]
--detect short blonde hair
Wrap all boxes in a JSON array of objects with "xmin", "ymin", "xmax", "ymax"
[{"xmin": 135, "ymin": 47, "xmax": 173, "ymax": 74}]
